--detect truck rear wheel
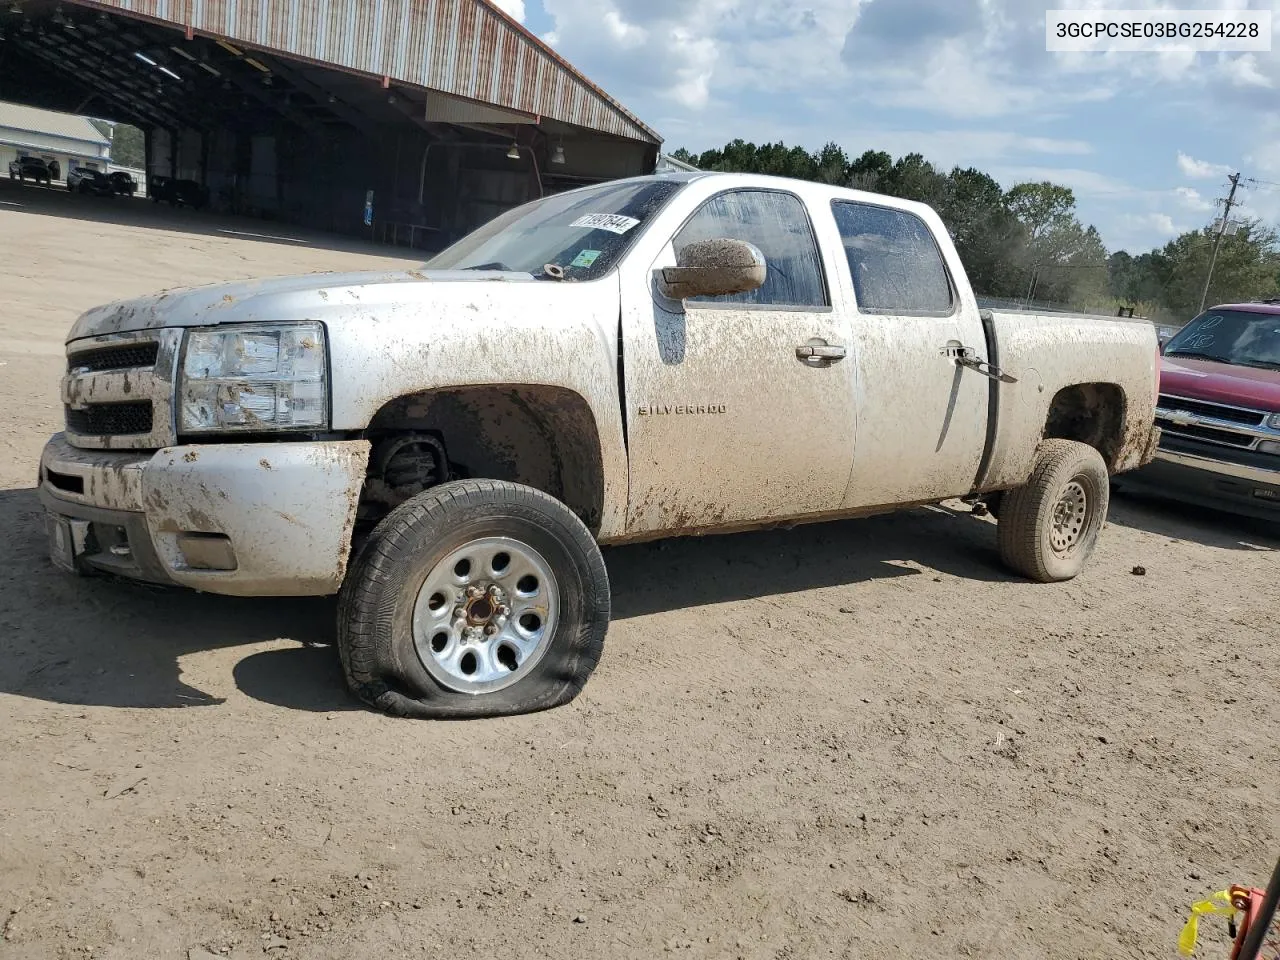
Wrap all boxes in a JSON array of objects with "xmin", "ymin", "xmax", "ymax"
[
  {"xmin": 997, "ymin": 439, "xmax": 1109, "ymax": 583},
  {"xmin": 337, "ymin": 479, "xmax": 609, "ymax": 719}
]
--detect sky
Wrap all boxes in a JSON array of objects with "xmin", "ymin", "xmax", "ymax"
[{"xmin": 486, "ymin": 0, "xmax": 1280, "ymax": 256}]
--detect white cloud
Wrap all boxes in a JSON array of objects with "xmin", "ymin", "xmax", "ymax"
[
  {"xmin": 1221, "ymin": 53, "xmax": 1272, "ymax": 89},
  {"xmin": 1137, "ymin": 212, "xmax": 1177, "ymax": 237},
  {"xmin": 1174, "ymin": 187, "xmax": 1213, "ymax": 212},
  {"xmin": 541, "ymin": 0, "xmax": 735, "ymax": 110},
  {"xmin": 1105, "ymin": 212, "xmax": 1182, "ymax": 252},
  {"xmin": 989, "ymin": 166, "xmax": 1134, "ymax": 198},
  {"xmin": 1177, "ymin": 151, "xmax": 1231, "ymax": 179},
  {"xmin": 488, "ymin": 0, "xmax": 525, "ymax": 23}
]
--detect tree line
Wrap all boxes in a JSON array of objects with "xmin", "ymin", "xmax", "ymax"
[{"xmin": 670, "ymin": 141, "xmax": 1280, "ymax": 322}]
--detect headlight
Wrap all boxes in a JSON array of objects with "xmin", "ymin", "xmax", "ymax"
[
  {"xmin": 179, "ymin": 322, "xmax": 328, "ymax": 433},
  {"xmin": 1268, "ymin": 412, "xmax": 1280, "ymax": 431},
  {"xmin": 1260, "ymin": 440, "xmax": 1280, "ymax": 456}
]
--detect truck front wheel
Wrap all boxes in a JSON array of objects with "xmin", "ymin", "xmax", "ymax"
[
  {"xmin": 996, "ymin": 439, "xmax": 1110, "ymax": 583},
  {"xmin": 337, "ymin": 479, "xmax": 610, "ymax": 719}
]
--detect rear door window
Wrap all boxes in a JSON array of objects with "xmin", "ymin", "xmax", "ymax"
[{"xmin": 832, "ymin": 201, "xmax": 954, "ymax": 315}]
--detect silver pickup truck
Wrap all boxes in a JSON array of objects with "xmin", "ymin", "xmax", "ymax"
[{"xmin": 39, "ymin": 172, "xmax": 1161, "ymax": 718}]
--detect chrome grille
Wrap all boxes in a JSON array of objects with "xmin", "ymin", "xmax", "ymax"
[
  {"xmin": 1157, "ymin": 394, "xmax": 1265, "ymax": 427},
  {"xmin": 62, "ymin": 330, "xmax": 181, "ymax": 450},
  {"xmin": 67, "ymin": 342, "xmax": 159, "ymax": 373},
  {"xmin": 1155, "ymin": 418, "xmax": 1257, "ymax": 448},
  {"xmin": 65, "ymin": 402, "xmax": 154, "ymax": 437},
  {"xmin": 1155, "ymin": 393, "xmax": 1277, "ymax": 453}
]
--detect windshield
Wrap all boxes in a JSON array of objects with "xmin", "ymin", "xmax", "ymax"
[
  {"xmin": 1164, "ymin": 309, "xmax": 1280, "ymax": 370},
  {"xmin": 425, "ymin": 178, "xmax": 685, "ymax": 280}
]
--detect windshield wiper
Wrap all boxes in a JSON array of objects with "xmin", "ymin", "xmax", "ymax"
[
  {"xmin": 1230, "ymin": 359, "xmax": 1280, "ymax": 371},
  {"xmin": 535, "ymin": 263, "xmax": 567, "ymax": 281},
  {"xmin": 1165, "ymin": 350, "xmax": 1227, "ymax": 363},
  {"xmin": 460, "ymin": 261, "xmax": 512, "ymax": 272}
]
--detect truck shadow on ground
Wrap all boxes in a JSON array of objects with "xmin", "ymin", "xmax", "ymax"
[
  {"xmin": 1108, "ymin": 488, "xmax": 1280, "ymax": 551},
  {"xmin": 1, "ymin": 488, "xmax": 1019, "ymax": 714}
]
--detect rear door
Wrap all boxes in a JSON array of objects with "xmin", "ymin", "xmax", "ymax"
[
  {"xmin": 828, "ymin": 199, "xmax": 991, "ymax": 507},
  {"xmin": 620, "ymin": 187, "xmax": 858, "ymax": 535}
]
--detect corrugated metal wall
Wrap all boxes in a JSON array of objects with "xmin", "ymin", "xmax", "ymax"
[{"xmin": 72, "ymin": 0, "xmax": 659, "ymax": 144}]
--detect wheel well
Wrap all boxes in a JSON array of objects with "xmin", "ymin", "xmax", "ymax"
[
  {"xmin": 359, "ymin": 385, "xmax": 606, "ymax": 535},
  {"xmin": 1042, "ymin": 383, "xmax": 1127, "ymax": 469}
]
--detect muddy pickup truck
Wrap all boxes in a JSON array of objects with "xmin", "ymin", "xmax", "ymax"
[{"xmin": 39, "ymin": 172, "xmax": 1160, "ymax": 718}]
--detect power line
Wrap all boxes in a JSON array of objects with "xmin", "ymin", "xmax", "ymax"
[{"xmin": 1199, "ymin": 171, "xmax": 1241, "ymax": 313}]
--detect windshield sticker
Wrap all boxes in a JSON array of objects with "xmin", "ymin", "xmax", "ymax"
[
  {"xmin": 570, "ymin": 213, "xmax": 641, "ymax": 235},
  {"xmin": 570, "ymin": 249, "xmax": 602, "ymax": 268}
]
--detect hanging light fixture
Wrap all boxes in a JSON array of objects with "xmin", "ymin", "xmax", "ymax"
[
  {"xmin": 551, "ymin": 141, "xmax": 566, "ymax": 165},
  {"xmin": 506, "ymin": 142, "xmax": 521, "ymax": 160}
]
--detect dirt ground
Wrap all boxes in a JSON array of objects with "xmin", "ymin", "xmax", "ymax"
[{"xmin": 1, "ymin": 177, "xmax": 1278, "ymax": 960}]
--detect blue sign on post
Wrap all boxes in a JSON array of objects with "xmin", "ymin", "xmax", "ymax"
[{"xmin": 363, "ymin": 189, "xmax": 374, "ymax": 227}]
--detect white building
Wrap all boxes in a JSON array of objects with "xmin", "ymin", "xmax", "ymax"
[
  {"xmin": 0, "ymin": 101, "xmax": 111, "ymax": 181},
  {"xmin": 655, "ymin": 153, "xmax": 698, "ymax": 173}
]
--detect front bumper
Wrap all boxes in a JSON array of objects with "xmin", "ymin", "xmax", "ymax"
[
  {"xmin": 38, "ymin": 433, "xmax": 370, "ymax": 596},
  {"xmin": 1123, "ymin": 437, "xmax": 1280, "ymax": 521}
]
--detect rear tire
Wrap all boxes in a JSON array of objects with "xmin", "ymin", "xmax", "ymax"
[
  {"xmin": 997, "ymin": 439, "xmax": 1110, "ymax": 583},
  {"xmin": 337, "ymin": 479, "xmax": 610, "ymax": 719}
]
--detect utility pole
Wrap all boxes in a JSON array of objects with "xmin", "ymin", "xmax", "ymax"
[{"xmin": 1198, "ymin": 171, "xmax": 1241, "ymax": 313}]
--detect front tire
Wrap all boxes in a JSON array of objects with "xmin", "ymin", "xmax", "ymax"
[
  {"xmin": 997, "ymin": 439, "xmax": 1110, "ymax": 583},
  {"xmin": 337, "ymin": 479, "xmax": 610, "ymax": 719}
]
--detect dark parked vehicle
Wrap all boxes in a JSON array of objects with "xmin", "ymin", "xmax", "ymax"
[
  {"xmin": 8, "ymin": 156, "xmax": 52, "ymax": 185},
  {"xmin": 107, "ymin": 172, "xmax": 138, "ymax": 196},
  {"xmin": 66, "ymin": 167, "xmax": 114, "ymax": 196},
  {"xmin": 149, "ymin": 175, "xmax": 208, "ymax": 209}
]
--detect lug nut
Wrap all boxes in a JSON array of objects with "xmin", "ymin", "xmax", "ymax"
[
  {"xmin": 466, "ymin": 585, "xmax": 483, "ymax": 599},
  {"xmin": 484, "ymin": 624, "xmax": 499, "ymax": 636}
]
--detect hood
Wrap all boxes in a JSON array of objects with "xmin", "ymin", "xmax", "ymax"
[
  {"xmin": 66, "ymin": 267, "xmax": 538, "ymax": 342},
  {"xmin": 1160, "ymin": 355, "xmax": 1280, "ymax": 412}
]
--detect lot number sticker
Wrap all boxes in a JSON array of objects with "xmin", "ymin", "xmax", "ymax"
[{"xmin": 570, "ymin": 214, "xmax": 640, "ymax": 234}]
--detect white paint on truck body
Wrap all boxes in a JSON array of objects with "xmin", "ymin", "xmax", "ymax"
[{"xmin": 41, "ymin": 171, "xmax": 1160, "ymax": 596}]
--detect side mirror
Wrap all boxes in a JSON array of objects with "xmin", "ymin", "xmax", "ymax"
[{"xmin": 656, "ymin": 238, "xmax": 766, "ymax": 301}]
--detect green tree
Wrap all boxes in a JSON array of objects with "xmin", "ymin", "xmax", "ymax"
[
  {"xmin": 882, "ymin": 153, "xmax": 948, "ymax": 208},
  {"xmin": 90, "ymin": 119, "xmax": 145, "ymax": 168},
  {"xmin": 939, "ymin": 167, "xmax": 1025, "ymax": 297},
  {"xmin": 846, "ymin": 149, "xmax": 892, "ymax": 192},
  {"xmin": 1155, "ymin": 221, "xmax": 1280, "ymax": 318},
  {"xmin": 1004, "ymin": 182, "xmax": 1077, "ymax": 243},
  {"xmin": 814, "ymin": 142, "xmax": 850, "ymax": 185}
]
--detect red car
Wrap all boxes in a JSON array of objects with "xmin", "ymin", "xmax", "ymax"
[{"xmin": 1126, "ymin": 301, "xmax": 1280, "ymax": 520}]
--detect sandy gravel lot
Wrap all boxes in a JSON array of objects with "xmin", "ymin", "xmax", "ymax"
[{"xmin": 2, "ymin": 177, "xmax": 1278, "ymax": 960}]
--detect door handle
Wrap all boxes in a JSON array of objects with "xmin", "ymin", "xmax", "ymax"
[
  {"xmin": 796, "ymin": 343, "xmax": 847, "ymax": 362},
  {"xmin": 945, "ymin": 346, "xmax": 1018, "ymax": 383}
]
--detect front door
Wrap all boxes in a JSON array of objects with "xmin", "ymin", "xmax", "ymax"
[
  {"xmin": 828, "ymin": 199, "xmax": 990, "ymax": 508},
  {"xmin": 621, "ymin": 188, "xmax": 857, "ymax": 535}
]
